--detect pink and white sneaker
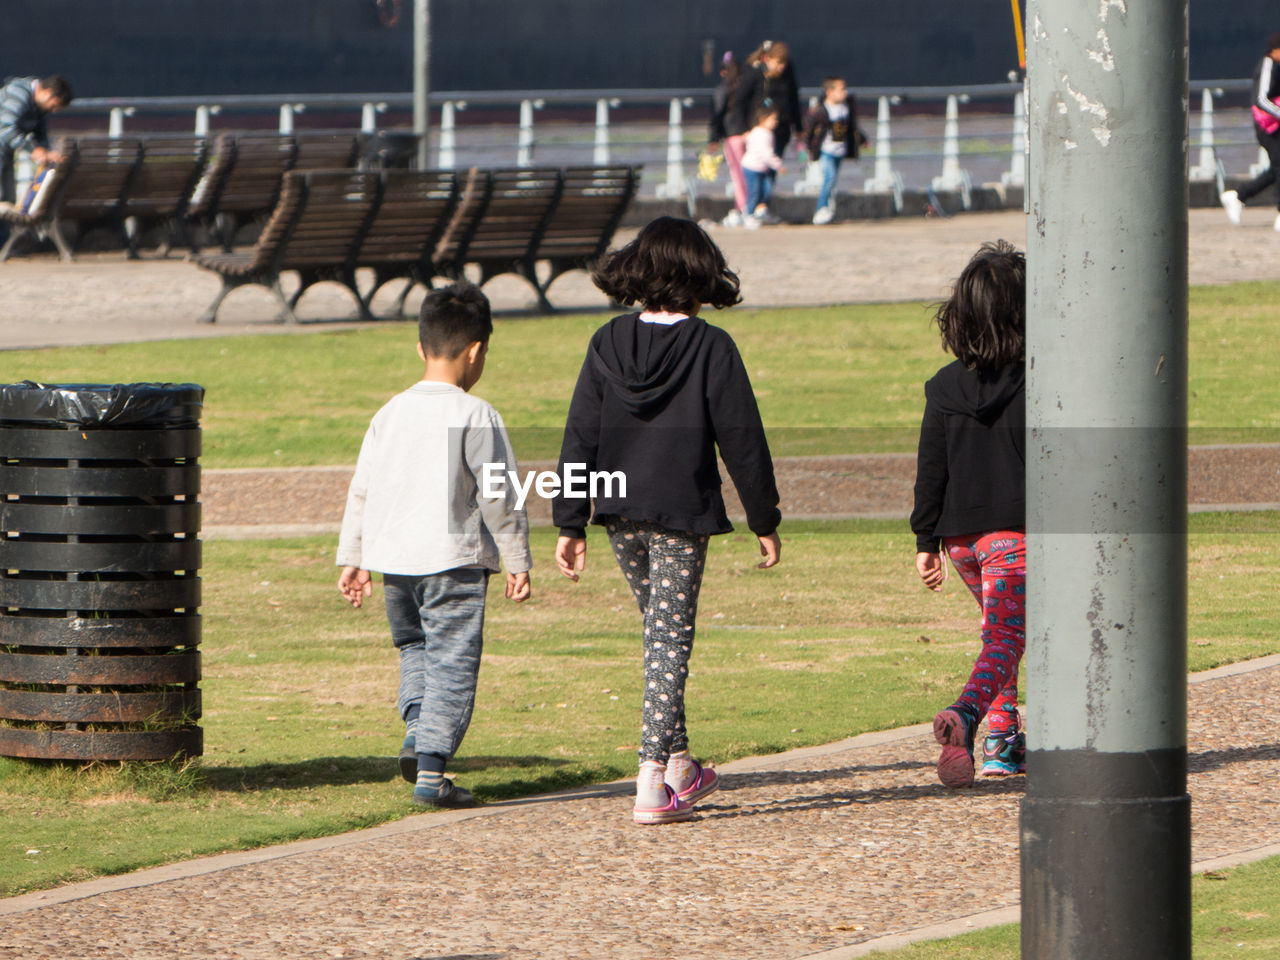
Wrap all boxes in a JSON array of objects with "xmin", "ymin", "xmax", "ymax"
[
  {"xmin": 667, "ymin": 758, "xmax": 719, "ymax": 804},
  {"xmin": 633, "ymin": 785, "xmax": 694, "ymax": 824}
]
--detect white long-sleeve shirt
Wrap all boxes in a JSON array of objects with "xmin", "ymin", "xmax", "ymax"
[
  {"xmin": 336, "ymin": 381, "xmax": 532, "ymax": 576},
  {"xmin": 741, "ymin": 125, "xmax": 783, "ymax": 173}
]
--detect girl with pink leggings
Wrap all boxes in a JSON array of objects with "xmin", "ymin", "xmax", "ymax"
[{"xmin": 910, "ymin": 240, "xmax": 1027, "ymax": 788}]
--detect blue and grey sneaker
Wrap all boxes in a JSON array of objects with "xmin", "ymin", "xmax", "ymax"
[
  {"xmin": 399, "ymin": 734, "xmax": 417, "ymax": 783},
  {"xmin": 412, "ymin": 774, "xmax": 474, "ymax": 808},
  {"xmin": 980, "ymin": 730, "xmax": 1027, "ymax": 776}
]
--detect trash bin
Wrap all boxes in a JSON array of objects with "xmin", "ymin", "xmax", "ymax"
[
  {"xmin": 360, "ymin": 130, "xmax": 422, "ymax": 169},
  {"xmin": 0, "ymin": 381, "xmax": 204, "ymax": 761}
]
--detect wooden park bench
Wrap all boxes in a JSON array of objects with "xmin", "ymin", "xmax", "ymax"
[
  {"xmin": 185, "ymin": 132, "xmax": 298, "ymax": 252},
  {"xmin": 357, "ymin": 168, "xmax": 458, "ymax": 317},
  {"xmin": 0, "ymin": 136, "xmax": 143, "ymax": 262},
  {"xmin": 432, "ymin": 166, "xmax": 564, "ymax": 310},
  {"xmin": 120, "ymin": 134, "xmax": 208, "ymax": 258},
  {"xmin": 191, "ymin": 169, "xmax": 381, "ymax": 324},
  {"xmin": 292, "ymin": 131, "xmax": 361, "ymax": 171},
  {"xmin": 532, "ymin": 164, "xmax": 639, "ymax": 305}
]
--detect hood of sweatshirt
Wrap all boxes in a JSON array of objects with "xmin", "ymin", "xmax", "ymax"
[
  {"xmin": 929, "ymin": 360, "xmax": 1024, "ymax": 424},
  {"xmin": 588, "ymin": 313, "xmax": 709, "ymax": 415}
]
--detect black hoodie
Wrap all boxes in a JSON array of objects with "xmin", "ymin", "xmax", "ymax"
[
  {"xmin": 553, "ymin": 313, "xmax": 781, "ymax": 538},
  {"xmin": 910, "ymin": 359, "xmax": 1025, "ymax": 553}
]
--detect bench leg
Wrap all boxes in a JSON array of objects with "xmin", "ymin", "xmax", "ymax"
[
  {"xmin": 197, "ymin": 276, "xmax": 241, "ymax": 324},
  {"xmin": 47, "ymin": 219, "xmax": 74, "ymax": 262},
  {"xmin": 0, "ymin": 225, "xmax": 26, "ymax": 262},
  {"xmin": 124, "ymin": 216, "xmax": 141, "ymax": 260},
  {"xmin": 514, "ymin": 259, "xmax": 554, "ymax": 313},
  {"xmin": 340, "ymin": 270, "xmax": 377, "ymax": 323},
  {"xmin": 269, "ymin": 279, "xmax": 299, "ymax": 324}
]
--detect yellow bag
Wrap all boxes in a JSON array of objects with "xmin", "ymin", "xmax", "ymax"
[{"xmin": 697, "ymin": 150, "xmax": 723, "ymax": 182}]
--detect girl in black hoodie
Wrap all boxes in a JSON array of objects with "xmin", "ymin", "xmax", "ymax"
[
  {"xmin": 910, "ymin": 240, "xmax": 1026, "ymax": 789},
  {"xmin": 553, "ymin": 216, "xmax": 782, "ymax": 824}
]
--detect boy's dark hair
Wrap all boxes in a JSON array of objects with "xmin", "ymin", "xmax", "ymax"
[
  {"xmin": 591, "ymin": 216, "xmax": 741, "ymax": 314},
  {"xmin": 934, "ymin": 239, "xmax": 1025, "ymax": 371},
  {"xmin": 40, "ymin": 75, "xmax": 73, "ymax": 106},
  {"xmin": 822, "ymin": 76, "xmax": 846, "ymax": 92},
  {"xmin": 418, "ymin": 281, "xmax": 492, "ymax": 358},
  {"xmin": 1268, "ymin": 32, "xmax": 1280, "ymax": 54}
]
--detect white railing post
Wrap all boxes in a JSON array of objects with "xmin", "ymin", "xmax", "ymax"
[
  {"xmin": 108, "ymin": 107, "xmax": 134, "ymax": 138},
  {"xmin": 1250, "ymin": 146, "xmax": 1268, "ymax": 178},
  {"xmin": 1002, "ymin": 89, "xmax": 1026, "ymax": 188},
  {"xmin": 517, "ymin": 98, "xmax": 543, "ymax": 167},
  {"xmin": 655, "ymin": 97, "xmax": 689, "ymax": 199},
  {"xmin": 14, "ymin": 151, "xmax": 32, "ymax": 199},
  {"xmin": 931, "ymin": 93, "xmax": 972, "ymax": 207},
  {"xmin": 439, "ymin": 100, "xmax": 465, "ymax": 169},
  {"xmin": 278, "ymin": 104, "xmax": 294, "ymax": 134},
  {"xmin": 361, "ymin": 101, "xmax": 387, "ymax": 133},
  {"xmin": 864, "ymin": 95, "xmax": 904, "ymax": 211},
  {"xmin": 594, "ymin": 98, "xmax": 611, "ymax": 166},
  {"xmin": 194, "ymin": 104, "xmax": 220, "ymax": 137},
  {"xmin": 1189, "ymin": 88, "xmax": 1217, "ymax": 182}
]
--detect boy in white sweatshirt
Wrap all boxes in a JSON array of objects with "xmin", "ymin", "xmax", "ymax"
[{"xmin": 337, "ymin": 281, "xmax": 532, "ymax": 807}]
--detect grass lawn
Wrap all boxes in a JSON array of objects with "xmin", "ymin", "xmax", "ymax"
[{"xmin": 2, "ymin": 281, "xmax": 1279, "ymax": 466}]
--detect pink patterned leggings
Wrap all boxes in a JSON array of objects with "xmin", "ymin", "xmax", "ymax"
[{"xmin": 942, "ymin": 530, "xmax": 1025, "ymax": 735}]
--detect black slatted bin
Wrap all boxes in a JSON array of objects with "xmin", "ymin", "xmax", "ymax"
[{"xmin": 0, "ymin": 382, "xmax": 204, "ymax": 761}]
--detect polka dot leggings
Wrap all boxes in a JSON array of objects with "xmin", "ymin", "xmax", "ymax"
[{"xmin": 607, "ymin": 518, "xmax": 709, "ymax": 764}]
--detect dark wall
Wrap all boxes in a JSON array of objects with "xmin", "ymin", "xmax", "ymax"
[{"xmin": 2, "ymin": 0, "xmax": 1270, "ymax": 98}]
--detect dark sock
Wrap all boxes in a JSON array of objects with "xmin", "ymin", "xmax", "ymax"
[
  {"xmin": 404, "ymin": 703, "xmax": 421, "ymax": 725},
  {"xmin": 416, "ymin": 752, "xmax": 447, "ymax": 775}
]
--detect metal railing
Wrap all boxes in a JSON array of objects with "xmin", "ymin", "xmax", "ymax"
[{"xmin": 16, "ymin": 79, "xmax": 1259, "ymax": 208}]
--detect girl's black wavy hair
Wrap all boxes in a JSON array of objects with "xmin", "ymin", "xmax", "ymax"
[
  {"xmin": 591, "ymin": 216, "xmax": 742, "ymax": 314},
  {"xmin": 934, "ymin": 239, "xmax": 1025, "ymax": 371}
]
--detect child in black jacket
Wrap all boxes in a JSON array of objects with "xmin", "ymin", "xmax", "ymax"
[
  {"xmin": 910, "ymin": 240, "xmax": 1026, "ymax": 789},
  {"xmin": 553, "ymin": 216, "xmax": 782, "ymax": 824}
]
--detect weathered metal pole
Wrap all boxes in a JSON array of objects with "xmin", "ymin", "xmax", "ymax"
[
  {"xmin": 1023, "ymin": 0, "xmax": 1189, "ymax": 957},
  {"xmin": 413, "ymin": 0, "xmax": 431, "ymax": 169}
]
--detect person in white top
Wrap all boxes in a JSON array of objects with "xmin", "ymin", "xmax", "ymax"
[
  {"xmin": 337, "ymin": 281, "xmax": 532, "ymax": 808},
  {"xmin": 740, "ymin": 106, "xmax": 786, "ymax": 225}
]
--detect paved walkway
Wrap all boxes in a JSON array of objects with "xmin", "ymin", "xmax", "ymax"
[
  {"xmin": 2, "ymin": 655, "xmax": 1278, "ymax": 960},
  {"xmin": 2, "ymin": 207, "xmax": 1279, "ymax": 350}
]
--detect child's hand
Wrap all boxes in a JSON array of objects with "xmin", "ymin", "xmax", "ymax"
[
  {"xmin": 916, "ymin": 551, "xmax": 947, "ymax": 591},
  {"xmin": 505, "ymin": 570, "xmax": 531, "ymax": 602},
  {"xmin": 338, "ymin": 566, "xmax": 373, "ymax": 608},
  {"xmin": 555, "ymin": 536, "xmax": 587, "ymax": 581},
  {"xmin": 757, "ymin": 531, "xmax": 781, "ymax": 569}
]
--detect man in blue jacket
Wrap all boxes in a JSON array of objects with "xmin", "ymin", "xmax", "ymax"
[{"xmin": 0, "ymin": 74, "xmax": 73, "ymax": 209}]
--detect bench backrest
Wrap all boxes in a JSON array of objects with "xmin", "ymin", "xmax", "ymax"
[
  {"xmin": 535, "ymin": 165, "xmax": 638, "ymax": 262},
  {"xmin": 357, "ymin": 169, "xmax": 458, "ymax": 267},
  {"xmin": 120, "ymin": 135, "xmax": 208, "ymax": 220},
  {"xmin": 432, "ymin": 167, "xmax": 493, "ymax": 270},
  {"xmin": 277, "ymin": 170, "xmax": 382, "ymax": 270},
  {"xmin": 53, "ymin": 137, "xmax": 144, "ymax": 223},
  {"xmin": 291, "ymin": 132, "xmax": 361, "ymax": 171},
  {"xmin": 240, "ymin": 168, "xmax": 309, "ymax": 273},
  {"xmin": 187, "ymin": 133, "xmax": 297, "ymax": 220},
  {"xmin": 435, "ymin": 167, "xmax": 562, "ymax": 272}
]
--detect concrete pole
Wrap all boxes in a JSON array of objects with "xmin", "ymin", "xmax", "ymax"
[
  {"xmin": 1023, "ymin": 1, "xmax": 1189, "ymax": 958},
  {"xmin": 413, "ymin": 0, "xmax": 431, "ymax": 169}
]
